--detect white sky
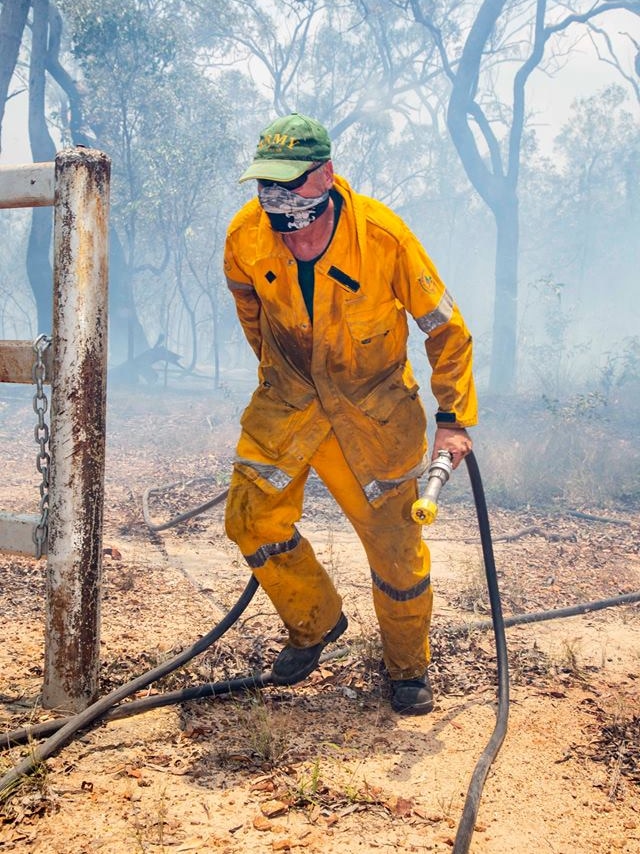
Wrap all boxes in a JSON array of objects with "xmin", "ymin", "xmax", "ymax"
[
  {"xmin": 528, "ymin": 34, "xmax": 639, "ymax": 150},
  {"xmin": 0, "ymin": 96, "xmax": 30, "ymax": 164}
]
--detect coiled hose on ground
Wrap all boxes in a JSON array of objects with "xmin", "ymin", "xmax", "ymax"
[{"xmin": 2, "ymin": 453, "xmax": 639, "ymax": 854}]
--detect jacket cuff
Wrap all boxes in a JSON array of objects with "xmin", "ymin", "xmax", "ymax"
[{"xmin": 435, "ymin": 411, "xmax": 467, "ymax": 428}]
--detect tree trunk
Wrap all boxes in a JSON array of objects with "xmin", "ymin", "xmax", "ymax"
[
  {"xmin": 442, "ymin": 0, "xmax": 518, "ymax": 393},
  {"xmin": 489, "ymin": 194, "xmax": 519, "ymax": 394},
  {"xmin": 28, "ymin": 0, "xmax": 56, "ymax": 334},
  {"xmin": 107, "ymin": 227, "xmax": 148, "ymax": 365},
  {"xmin": 43, "ymin": 3, "xmax": 148, "ymax": 363},
  {"xmin": 211, "ymin": 281, "xmax": 220, "ymax": 388},
  {"xmin": 0, "ymin": 0, "xmax": 30, "ymax": 150}
]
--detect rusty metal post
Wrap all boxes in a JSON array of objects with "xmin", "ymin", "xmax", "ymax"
[
  {"xmin": 0, "ymin": 162, "xmax": 54, "ymax": 208},
  {"xmin": 42, "ymin": 147, "xmax": 111, "ymax": 712}
]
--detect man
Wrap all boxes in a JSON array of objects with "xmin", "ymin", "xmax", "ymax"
[{"xmin": 223, "ymin": 112, "xmax": 476, "ymax": 715}]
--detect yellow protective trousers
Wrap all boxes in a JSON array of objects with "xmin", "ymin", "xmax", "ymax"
[{"xmin": 225, "ymin": 430, "xmax": 432, "ymax": 680}]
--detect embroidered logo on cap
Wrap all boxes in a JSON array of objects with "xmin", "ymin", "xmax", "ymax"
[{"xmin": 258, "ymin": 134, "xmax": 299, "ymax": 153}]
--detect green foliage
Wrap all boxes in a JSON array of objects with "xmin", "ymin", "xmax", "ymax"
[
  {"xmin": 541, "ymin": 390, "xmax": 607, "ymax": 422},
  {"xmin": 528, "ymin": 85, "xmax": 640, "ymax": 339},
  {"xmin": 615, "ymin": 336, "xmax": 640, "ymax": 387},
  {"xmin": 53, "ymin": 0, "xmax": 246, "ymax": 370},
  {"xmin": 555, "ymin": 84, "xmax": 638, "ymax": 192},
  {"xmin": 66, "ymin": 1, "xmax": 177, "ymax": 75}
]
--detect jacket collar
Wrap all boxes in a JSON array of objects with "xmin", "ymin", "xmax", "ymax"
[{"xmin": 252, "ymin": 174, "xmax": 366, "ymax": 273}]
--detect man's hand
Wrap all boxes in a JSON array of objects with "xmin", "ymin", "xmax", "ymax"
[{"xmin": 432, "ymin": 426, "xmax": 472, "ymax": 470}]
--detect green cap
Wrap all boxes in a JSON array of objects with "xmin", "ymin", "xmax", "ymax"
[{"xmin": 239, "ymin": 113, "xmax": 331, "ymax": 183}]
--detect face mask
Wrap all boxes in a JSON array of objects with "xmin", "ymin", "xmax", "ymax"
[{"xmin": 258, "ymin": 184, "xmax": 330, "ymax": 232}]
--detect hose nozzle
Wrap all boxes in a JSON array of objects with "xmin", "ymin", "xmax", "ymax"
[{"xmin": 411, "ymin": 450, "xmax": 453, "ymax": 525}]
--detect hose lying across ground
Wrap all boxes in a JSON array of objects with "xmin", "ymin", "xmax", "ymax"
[
  {"xmin": 0, "ymin": 575, "xmax": 260, "ymax": 795},
  {"xmin": 3, "ymin": 590, "xmax": 637, "ymax": 753},
  {"xmin": 1, "ymin": 455, "xmax": 639, "ymax": 854}
]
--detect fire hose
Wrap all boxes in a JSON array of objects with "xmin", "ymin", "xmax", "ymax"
[
  {"xmin": 2, "ymin": 453, "xmax": 639, "ymax": 853},
  {"xmin": 412, "ymin": 449, "xmax": 509, "ymax": 853}
]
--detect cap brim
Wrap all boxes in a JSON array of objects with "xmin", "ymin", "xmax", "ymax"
[{"xmin": 238, "ymin": 159, "xmax": 313, "ymax": 184}]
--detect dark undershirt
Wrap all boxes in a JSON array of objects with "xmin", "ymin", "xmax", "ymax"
[{"xmin": 296, "ymin": 189, "xmax": 343, "ymax": 322}]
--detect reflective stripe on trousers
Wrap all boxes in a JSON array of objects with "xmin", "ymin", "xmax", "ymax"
[{"xmin": 224, "ymin": 431, "xmax": 432, "ymax": 679}]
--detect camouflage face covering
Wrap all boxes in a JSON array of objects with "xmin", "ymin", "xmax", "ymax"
[{"xmin": 258, "ymin": 185, "xmax": 330, "ymax": 231}]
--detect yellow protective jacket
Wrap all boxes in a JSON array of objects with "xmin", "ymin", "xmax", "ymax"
[{"xmin": 224, "ymin": 174, "xmax": 477, "ymax": 503}]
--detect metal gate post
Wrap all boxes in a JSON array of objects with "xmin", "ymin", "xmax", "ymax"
[{"xmin": 42, "ymin": 148, "xmax": 111, "ymax": 712}]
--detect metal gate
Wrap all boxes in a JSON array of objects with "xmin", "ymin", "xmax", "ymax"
[{"xmin": 0, "ymin": 147, "xmax": 111, "ymax": 713}]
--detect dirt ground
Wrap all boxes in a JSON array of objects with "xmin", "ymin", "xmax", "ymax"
[{"xmin": 0, "ymin": 381, "xmax": 639, "ymax": 854}]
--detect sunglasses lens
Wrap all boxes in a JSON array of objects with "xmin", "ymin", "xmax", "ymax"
[
  {"xmin": 285, "ymin": 172, "xmax": 309, "ymax": 189},
  {"xmin": 260, "ymin": 173, "xmax": 306, "ymax": 190},
  {"xmin": 259, "ymin": 162, "xmax": 323, "ymax": 190}
]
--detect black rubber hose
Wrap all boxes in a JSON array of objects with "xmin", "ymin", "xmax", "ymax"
[
  {"xmin": 447, "ymin": 590, "xmax": 640, "ymax": 637},
  {"xmin": 1, "ymin": 645, "xmax": 350, "ymax": 749},
  {"xmin": 142, "ymin": 484, "xmax": 229, "ymax": 532},
  {"xmin": 3, "ymin": 672, "xmax": 273, "ymax": 747},
  {"xmin": 453, "ymin": 451, "xmax": 510, "ymax": 854},
  {"xmin": 8, "ymin": 588, "xmax": 639, "ymax": 749},
  {"xmin": 0, "ymin": 575, "xmax": 259, "ymax": 797}
]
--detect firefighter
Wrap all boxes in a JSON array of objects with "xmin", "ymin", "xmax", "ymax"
[{"xmin": 224, "ymin": 113, "xmax": 476, "ymax": 714}]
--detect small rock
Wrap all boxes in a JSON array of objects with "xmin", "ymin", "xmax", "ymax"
[
  {"xmin": 253, "ymin": 815, "xmax": 272, "ymax": 831},
  {"xmin": 261, "ymin": 799, "xmax": 289, "ymax": 818}
]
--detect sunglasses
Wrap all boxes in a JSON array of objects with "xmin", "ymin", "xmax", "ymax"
[{"xmin": 258, "ymin": 161, "xmax": 325, "ymax": 191}]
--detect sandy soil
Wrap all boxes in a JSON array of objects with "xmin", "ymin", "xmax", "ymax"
[{"xmin": 0, "ymin": 383, "xmax": 639, "ymax": 854}]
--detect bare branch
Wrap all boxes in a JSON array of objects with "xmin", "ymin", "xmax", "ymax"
[
  {"xmin": 445, "ymin": 0, "xmax": 508, "ymax": 208},
  {"xmin": 544, "ymin": 0, "xmax": 640, "ymax": 39},
  {"xmin": 586, "ymin": 21, "xmax": 640, "ymax": 103},
  {"xmin": 408, "ymin": 0, "xmax": 456, "ymax": 82}
]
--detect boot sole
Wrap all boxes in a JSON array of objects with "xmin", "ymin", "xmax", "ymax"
[{"xmin": 391, "ymin": 697, "xmax": 434, "ymax": 715}]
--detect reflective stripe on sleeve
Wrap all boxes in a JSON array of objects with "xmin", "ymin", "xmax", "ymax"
[
  {"xmin": 244, "ymin": 528, "xmax": 302, "ymax": 569},
  {"xmin": 370, "ymin": 567, "xmax": 431, "ymax": 602},
  {"xmin": 226, "ymin": 277, "xmax": 254, "ymax": 292},
  {"xmin": 415, "ymin": 289, "xmax": 454, "ymax": 335}
]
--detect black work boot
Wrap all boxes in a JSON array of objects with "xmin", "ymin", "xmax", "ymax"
[
  {"xmin": 271, "ymin": 613, "xmax": 348, "ymax": 686},
  {"xmin": 390, "ymin": 671, "xmax": 434, "ymax": 715}
]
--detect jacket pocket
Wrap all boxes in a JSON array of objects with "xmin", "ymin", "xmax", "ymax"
[
  {"xmin": 345, "ymin": 299, "xmax": 406, "ymax": 378},
  {"xmin": 351, "ymin": 363, "xmax": 428, "ymax": 483},
  {"xmin": 240, "ymin": 383, "xmax": 310, "ymax": 459},
  {"xmin": 357, "ymin": 364, "xmax": 420, "ymax": 425},
  {"xmin": 260, "ymin": 364, "xmax": 316, "ymax": 410}
]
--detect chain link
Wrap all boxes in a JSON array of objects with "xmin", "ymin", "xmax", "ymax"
[{"xmin": 32, "ymin": 334, "xmax": 52, "ymax": 558}]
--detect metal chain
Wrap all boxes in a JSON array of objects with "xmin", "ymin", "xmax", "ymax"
[{"xmin": 32, "ymin": 334, "xmax": 52, "ymax": 558}]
